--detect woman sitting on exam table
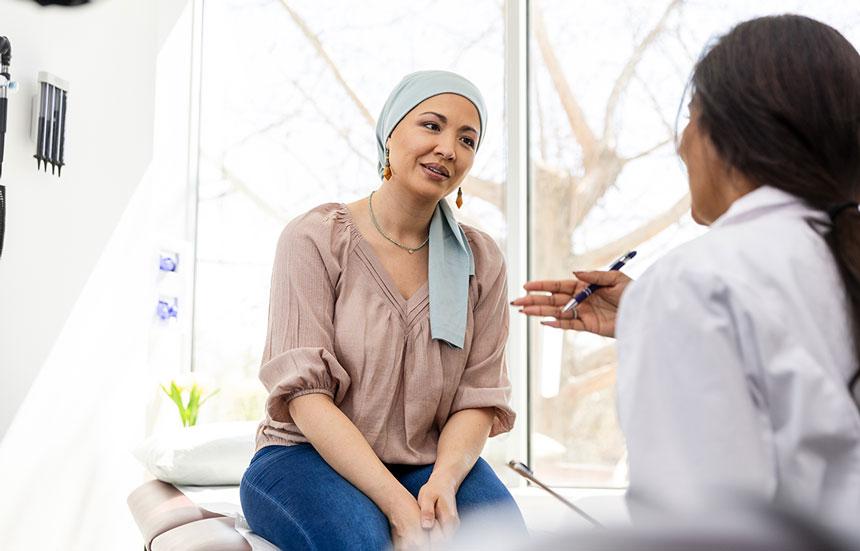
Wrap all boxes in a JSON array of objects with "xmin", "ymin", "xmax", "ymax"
[
  {"xmin": 514, "ymin": 14, "xmax": 860, "ymax": 530},
  {"xmin": 240, "ymin": 70, "xmax": 526, "ymax": 551}
]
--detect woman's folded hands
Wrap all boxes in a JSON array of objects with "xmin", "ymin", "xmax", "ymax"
[
  {"xmin": 387, "ymin": 474, "xmax": 460, "ymax": 550},
  {"xmin": 418, "ymin": 474, "xmax": 460, "ymax": 546},
  {"xmin": 387, "ymin": 496, "xmax": 430, "ymax": 550}
]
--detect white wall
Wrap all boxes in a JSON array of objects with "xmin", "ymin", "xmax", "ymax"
[
  {"xmin": 0, "ymin": 0, "xmax": 187, "ymax": 438},
  {"xmin": 0, "ymin": 0, "xmax": 194, "ymax": 548}
]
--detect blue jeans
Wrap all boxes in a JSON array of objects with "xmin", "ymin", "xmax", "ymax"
[{"xmin": 240, "ymin": 444, "xmax": 527, "ymax": 550}]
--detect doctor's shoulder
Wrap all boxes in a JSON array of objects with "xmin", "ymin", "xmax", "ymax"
[
  {"xmin": 625, "ymin": 229, "xmax": 749, "ymax": 308},
  {"xmin": 649, "ymin": 212, "xmax": 804, "ymax": 279}
]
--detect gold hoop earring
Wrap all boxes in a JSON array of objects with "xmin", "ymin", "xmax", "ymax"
[
  {"xmin": 383, "ymin": 148, "xmax": 392, "ymax": 180},
  {"xmin": 456, "ymin": 187, "xmax": 463, "ymax": 208}
]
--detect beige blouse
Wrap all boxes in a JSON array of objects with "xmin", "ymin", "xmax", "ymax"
[{"xmin": 255, "ymin": 203, "xmax": 515, "ymax": 464}]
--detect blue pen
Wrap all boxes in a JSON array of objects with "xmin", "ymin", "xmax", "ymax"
[{"xmin": 560, "ymin": 250, "xmax": 637, "ymax": 314}]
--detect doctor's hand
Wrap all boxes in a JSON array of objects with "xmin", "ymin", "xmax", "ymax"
[{"xmin": 511, "ymin": 270, "xmax": 632, "ymax": 338}]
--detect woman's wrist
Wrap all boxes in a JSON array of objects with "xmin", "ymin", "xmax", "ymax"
[
  {"xmin": 377, "ymin": 482, "xmax": 418, "ymax": 519},
  {"xmin": 428, "ymin": 466, "xmax": 461, "ymax": 492}
]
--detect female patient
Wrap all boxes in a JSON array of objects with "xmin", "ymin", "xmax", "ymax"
[
  {"xmin": 241, "ymin": 70, "xmax": 526, "ymax": 550},
  {"xmin": 514, "ymin": 15, "xmax": 860, "ymax": 529}
]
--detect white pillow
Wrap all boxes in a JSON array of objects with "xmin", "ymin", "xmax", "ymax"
[{"xmin": 133, "ymin": 421, "xmax": 258, "ymax": 486}]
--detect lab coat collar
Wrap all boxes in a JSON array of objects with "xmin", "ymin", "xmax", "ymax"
[{"xmin": 711, "ymin": 185, "xmax": 820, "ymax": 229}]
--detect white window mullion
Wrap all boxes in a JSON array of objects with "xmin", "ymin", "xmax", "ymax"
[
  {"xmin": 185, "ymin": 0, "xmax": 205, "ymax": 374},
  {"xmin": 504, "ymin": 0, "xmax": 530, "ymax": 482}
]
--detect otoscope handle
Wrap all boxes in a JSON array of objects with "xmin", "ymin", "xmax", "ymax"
[{"xmin": 0, "ymin": 97, "xmax": 6, "ymax": 178}]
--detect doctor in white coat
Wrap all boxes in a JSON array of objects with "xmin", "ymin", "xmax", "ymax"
[{"xmin": 513, "ymin": 14, "xmax": 860, "ymax": 532}]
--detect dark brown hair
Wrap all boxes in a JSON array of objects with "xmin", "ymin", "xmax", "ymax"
[{"xmin": 691, "ymin": 15, "xmax": 860, "ymax": 402}]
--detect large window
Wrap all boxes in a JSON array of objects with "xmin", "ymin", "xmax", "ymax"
[
  {"xmin": 192, "ymin": 0, "xmax": 860, "ymax": 487},
  {"xmin": 192, "ymin": 0, "xmax": 512, "ymax": 472},
  {"xmin": 528, "ymin": 0, "xmax": 703, "ymax": 488},
  {"xmin": 526, "ymin": 0, "xmax": 860, "ymax": 487}
]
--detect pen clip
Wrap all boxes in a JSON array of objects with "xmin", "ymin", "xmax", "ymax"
[{"xmin": 617, "ymin": 250, "xmax": 637, "ymax": 263}]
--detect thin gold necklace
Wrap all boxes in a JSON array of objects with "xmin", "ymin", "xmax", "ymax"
[{"xmin": 368, "ymin": 191, "xmax": 429, "ymax": 254}]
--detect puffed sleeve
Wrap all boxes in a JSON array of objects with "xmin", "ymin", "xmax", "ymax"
[
  {"xmin": 450, "ymin": 231, "xmax": 516, "ymax": 437},
  {"xmin": 616, "ymin": 262, "xmax": 774, "ymax": 520},
  {"xmin": 259, "ymin": 211, "xmax": 351, "ymax": 424}
]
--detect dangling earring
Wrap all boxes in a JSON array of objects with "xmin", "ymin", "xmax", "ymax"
[
  {"xmin": 456, "ymin": 187, "xmax": 463, "ymax": 208},
  {"xmin": 383, "ymin": 148, "xmax": 392, "ymax": 180}
]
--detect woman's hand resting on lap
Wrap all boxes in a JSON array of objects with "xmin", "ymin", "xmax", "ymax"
[
  {"xmin": 386, "ymin": 474, "xmax": 460, "ymax": 550},
  {"xmin": 511, "ymin": 270, "xmax": 632, "ymax": 338},
  {"xmin": 387, "ymin": 496, "xmax": 429, "ymax": 550},
  {"xmin": 418, "ymin": 475, "xmax": 460, "ymax": 546}
]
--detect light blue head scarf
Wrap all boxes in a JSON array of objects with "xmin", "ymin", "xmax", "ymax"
[{"xmin": 375, "ymin": 70, "xmax": 486, "ymax": 348}]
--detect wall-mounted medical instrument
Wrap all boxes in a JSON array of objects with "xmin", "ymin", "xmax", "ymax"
[
  {"xmin": 158, "ymin": 250, "xmax": 179, "ymax": 272},
  {"xmin": 32, "ymin": 0, "xmax": 90, "ymax": 5},
  {"xmin": 0, "ymin": 35, "xmax": 14, "ymax": 260},
  {"xmin": 156, "ymin": 296, "xmax": 179, "ymax": 321},
  {"xmin": 31, "ymin": 72, "xmax": 68, "ymax": 176},
  {"xmin": 155, "ymin": 246, "xmax": 184, "ymax": 323}
]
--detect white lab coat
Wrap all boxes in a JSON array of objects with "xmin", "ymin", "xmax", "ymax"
[{"xmin": 616, "ymin": 186, "xmax": 860, "ymax": 530}]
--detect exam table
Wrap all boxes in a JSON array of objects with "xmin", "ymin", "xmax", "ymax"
[{"xmin": 127, "ymin": 480, "xmax": 276, "ymax": 551}]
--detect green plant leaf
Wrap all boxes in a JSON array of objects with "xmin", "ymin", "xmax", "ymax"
[
  {"xmin": 159, "ymin": 380, "xmax": 220, "ymax": 428},
  {"xmin": 163, "ymin": 380, "xmax": 191, "ymax": 427},
  {"xmin": 187, "ymin": 402, "xmax": 198, "ymax": 427},
  {"xmin": 189, "ymin": 385, "xmax": 201, "ymax": 406},
  {"xmin": 199, "ymin": 388, "xmax": 220, "ymax": 407},
  {"xmin": 165, "ymin": 385, "xmax": 185, "ymax": 411}
]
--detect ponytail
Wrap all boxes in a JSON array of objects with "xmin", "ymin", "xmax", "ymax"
[{"xmin": 826, "ymin": 204, "xmax": 860, "ymax": 404}]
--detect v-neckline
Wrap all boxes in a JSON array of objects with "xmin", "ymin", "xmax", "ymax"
[{"xmin": 341, "ymin": 203, "xmax": 430, "ymax": 309}]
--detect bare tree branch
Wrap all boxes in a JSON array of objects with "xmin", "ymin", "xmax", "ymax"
[
  {"xmin": 602, "ymin": 0, "xmax": 683, "ymax": 142},
  {"xmin": 203, "ymin": 153, "xmax": 291, "ymax": 224},
  {"xmin": 227, "ymin": 107, "xmax": 302, "ymax": 152},
  {"xmin": 532, "ymin": 5, "xmax": 599, "ymax": 167},
  {"xmin": 568, "ymin": 150, "xmax": 624, "ymax": 230},
  {"xmin": 559, "ymin": 363, "xmax": 616, "ymax": 402},
  {"xmin": 623, "ymin": 137, "xmax": 672, "ymax": 163},
  {"xmin": 670, "ymin": 22, "xmax": 698, "ymax": 68},
  {"xmin": 463, "ymin": 174, "xmax": 503, "ymax": 208},
  {"xmin": 535, "ymin": 160, "xmax": 576, "ymax": 192},
  {"xmin": 571, "ymin": 191, "xmax": 690, "ymax": 269},
  {"xmin": 278, "ymin": 0, "xmax": 375, "ymax": 128},
  {"xmin": 534, "ymin": 68, "xmax": 548, "ymax": 160},
  {"xmin": 201, "ymin": 140, "xmax": 338, "ymax": 227},
  {"xmin": 451, "ymin": 18, "xmax": 500, "ymax": 61},
  {"xmin": 291, "ymin": 80, "xmax": 376, "ymax": 166},
  {"xmin": 571, "ymin": 344, "xmax": 617, "ymax": 375},
  {"xmin": 634, "ymin": 73, "xmax": 677, "ymax": 139}
]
